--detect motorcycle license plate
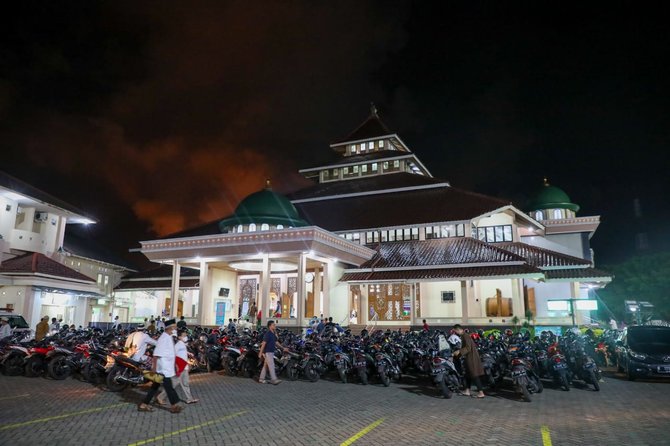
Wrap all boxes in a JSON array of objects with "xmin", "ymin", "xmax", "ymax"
[
  {"xmin": 355, "ymin": 362, "xmax": 366, "ymax": 368},
  {"xmin": 334, "ymin": 360, "xmax": 343, "ymax": 366},
  {"xmin": 554, "ymin": 363, "xmax": 567, "ymax": 370},
  {"xmin": 512, "ymin": 370, "xmax": 526, "ymax": 377},
  {"xmin": 583, "ymin": 362, "xmax": 596, "ymax": 369},
  {"xmin": 657, "ymin": 366, "xmax": 670, "ymax": 374},
  {"xmin": 432, "ymin": 367, "xmax": 444, "ymax": 375}
]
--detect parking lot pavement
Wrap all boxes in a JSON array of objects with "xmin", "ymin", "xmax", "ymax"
[{"xmin": 0, "ymin": 370, "xmax": 668, "ymax": 446}]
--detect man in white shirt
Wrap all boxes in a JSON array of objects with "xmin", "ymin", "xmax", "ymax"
[
  {"xmin": 124, "ymin": 325, "xmax": 156, "ymax": 362},
  {"xmin": 112, "ymin": 316, "xmax": 121, "ymax": 330},
  {"xmin": 138, "ymin": 319, "xmax": 182, "ymax": 413},
  {"xmin": 0, "ymin": 317, "xmax": 12, "ymax": 340},
  {"xmin": 156, "ymin": 318, "xmax": 166, "ymax": 331},
  {"xmin": 158, "ymin": 330, "xmax": 198, "ymax": 405}
]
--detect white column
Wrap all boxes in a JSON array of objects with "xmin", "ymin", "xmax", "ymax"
[
  {"xmin": 314, "ymin": 265, "xmax": 324, "ymax": 317},
  {"xmin": 297, "ymin": 253, "xmax": 306, "ymax": 328},
  {"xmin": 409, "ymin": 283, "xmax": 416, "ymax": 327},
  {"xmin": 197, "ymin": 261, "xmax": 209, "ymax": 326},
  {"xmin": 170, "ymin": 261, "xmax": 181, "ymax": 318},
  {"xmin": 260, "ymin": 255, "xmax": 271, "ymax": 319},
  {"xmin": 322, "ymin": 263, "xmax": 330, "ymax": 319},
  {"xmin": 511, "ymin": 278, "xmax": 524, "ymax": 317},
  {"xmin": 461, "ymin": 280, "xmax": 469, "ymax": 324}
]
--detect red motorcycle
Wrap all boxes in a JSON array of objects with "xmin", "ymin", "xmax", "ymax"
[{"xmin": 25, "ymin": 343, "xmax": 55, "ymax": 377}]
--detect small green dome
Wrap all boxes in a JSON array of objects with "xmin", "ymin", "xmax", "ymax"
[
  {"xmin": 219, "ymin": 181, "xmax": 308, "ymax": 231},
  {"xmin": 527, "ymin": 179, "xmax": 580, "ymax": 213}
]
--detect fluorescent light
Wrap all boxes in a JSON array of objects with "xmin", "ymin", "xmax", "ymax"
[
  {"xmin": 547, "ymin": 300, "xmax": 570, "ymax": 311},
  {"xmin": 575, "ymin": 300, "xmax": 598, "ymax": 311}
]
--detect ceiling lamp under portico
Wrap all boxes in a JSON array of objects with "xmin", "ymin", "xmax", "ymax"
[{"xmin": 228, "ymin": 259, "xmax": 297, "ymax": 272}]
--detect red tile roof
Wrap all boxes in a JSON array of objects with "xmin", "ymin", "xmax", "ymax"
[
  {"xmin": 0, "ymin": 253, "xmax": 95, "ymax": 282},
  {"xmin": 340, "ymin": 265, "xmax": 542, "ymax": 282},
  {"xmin": 361, "ymin": 238, "xmax": 525, "ymax": 269},
  {"xmin": 496, "ymin": 242, "xmax": 592, "ymax": 269}
]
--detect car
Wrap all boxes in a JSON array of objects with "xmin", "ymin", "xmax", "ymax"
[
  {"xmin": 615, "ymin": 325, "xmax": 670, "ymax": 380},
  {"xmin": 0, "ymin": 311, "xmax": 31, "ymax": 338}
]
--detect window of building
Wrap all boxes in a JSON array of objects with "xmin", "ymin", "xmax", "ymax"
[
  {"xmin": 388, "ymin": 230, "xmax": 396, "ymax": 242},
  {"xmin": 383, "ymin": 161, "xmax": 389, "ymax": 170},
  {"xmin": 237, "ymin": 224, "xmax": 244, "ymax": 233},
  {"xmin": 441, "ymin": 291, "xmax": 455, "ymax": 303},
  {"xmin": 350, "ymin": 144, "xmax": 357, "ymax": 154},
  {"xmin": 553, "ymin": 209, "xmax": 563, "ymax": 219},
  {"xmin": 411, "ymin": 227, "xmax": 419, "ymax": 240},
  {"xmin": 353, "ymin": 165, "xmax": 359, "ymax": 174},
  {"xmin": 345, "ymin": 233, "xmax": 353, "ymax": 241},
  {"xmin": 276, "ymin": 224, "xmax": 284, "ymax": 229},
  {"xmin": 323, "ymin": 170, "xmax": 329, "ymax": 180},
  {"xmin": 261, "ymin": 223, "xmax": 270, "ymax": 231},
  {"xmin": 393, "ymin": 160, "xmax": 400, "ymax": 168},
  {"xmin": 365, "ymin": 231, "xmax": 380, "ymax": 244},
  {"xmin": 476, "ymin": 224, "xmax": 513, "ymax": 243},
  {"xmin": 534, "ymin": 210, "xmax": 543, "ymax": 220},
  {"xmin": 361, "ymin": 164, "xmax": 367, "ymax": 173},
  {"xmin": 456, "ymin": 224, "xmax": 465, "ymax": 237},
  {"xmin": 97, "ymin": 273, "xmax": 103, "ymax": 284},
  {"xmin": 104, "ymin": 275, "xmax": 109, "ymax": 286},
  {"xmin": 372, "ymin": 163, "xmax": 378, "ymax": 171},
  {"xmin": 249, "ymin": 223, "xmax": 257, "ymax": 232},
  {"xmin": 332, "ymin": 168, "xmax": 339, "ymax": 177},
  {"xmin": 379, "ymin": 140, "xmax": 384, "ymax": 148}
]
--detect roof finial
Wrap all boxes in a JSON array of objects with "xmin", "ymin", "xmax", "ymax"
[
  {"xmin": 543, "ymin": 177, "xmax": 549, "ymax": 186},
  {"xmin": 370, "ymin": 102, "xmax": 378, "ymax": 117},
  {"xmin": 265, "ymin": 178, "xmax": 272, "ymax": 189}
]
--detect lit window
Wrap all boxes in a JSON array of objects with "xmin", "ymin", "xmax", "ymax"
[
  {"xmin": 97, "ymin": 273, "xmax": 103, "ymax": 284},
  {"xmin": 276, "ymin": 224, "xmax": 283, "ymax": 229},
  {"xmin": 323, "ymin": 170, "xmax": 329, "ymax": 180},
  {"xmin": 411, "ymin": 227, "xmax": 419, "ymax": 240},
  {"xmin": 350, "ymin": 145, "xmax": 357, "ymax": 154},
  {"xmin": 553, "ymin": 209, "xmax": 563, "ymax": 219},
  {"xmin": 456, "ymin": 224, "xmax": 465, "ymax": 237},
  {"xmin": 261, "ymin": 223, "xmax": 269, "ymax": 231},
  {"xmin": 379, "ymin": 140, "xmax": 384, "ymax": 148},
  {"xmin": 360, "ymin": 143, "xmax": 366, "ymax": 152},
  {"xmin": 361, "ymin": 165, "xmax": 368, "ymax": 173},
  {"xmin": 383, "ymin": 162, "xmax": 389, "ymax": 170},
  {"xmin": 393, "ymin": 160, "xmax": 400, "ymax": 168},
  {"xmin": 534, "ymin": 211, "xmax": 543, "ymax": 220},
  {"xmin": 237, "ymin": 225, "xmax": 243, "ymax": 233},
  {"xmin": 353, "ymin": 165, "xmax": 359, "ymax": 173},
  {"xmin": 381, "ymin": 231, "xmax": 388, "ymax": 242},
  {"xmin": 346, "ymin": 233, "xmax": 353, "ymax": 240},
  {"xmin": 332, "ymin": 169, "xmax": 339, "ymax": 177},
  {"xmin": 104, "ymin": 275, "xmax": 109, "ymax": 286},
  {"xmin": 372, "ymin": 163, "xmax": 378, "ymax": 171},
  {"xmin": 388, "ymin": 231, "xmax": 396, "ymax": 241},
  {"xmin": 343, "ymin": 167, "xmax": 349, "ymax": 174},
  {"xmin": 368, "ymin": 141, "xmax": 374, "ymax": 150},
  {"xmin": 503, "ymin": 226, "xmax": 513, "ymax": 241},
  {"xmin": 249, "ymin": 223, "xmax": 257, "ymax": 232},
  {"xmin": 403, "ymin": 228, "xmax": 410, "ymax": 240}
]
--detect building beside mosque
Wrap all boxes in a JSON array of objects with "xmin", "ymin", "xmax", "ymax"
[
  {"xmin": 0, "ymin": 171, "xmax": 133, "ymax": 328},
  {"xmin": 133, "ymin": 108, "xmax": 611, "ymax": 329}
]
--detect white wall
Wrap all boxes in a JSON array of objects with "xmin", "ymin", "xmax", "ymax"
[
  {"xmin": 327, "ymin": 262, "xmax": 348, "ymax": 325},
  {"xmin": 521, "ymin": 233, "xmax": 586, "ymax": 260},
  {"xmin": 420, "ymin": 281, "xmax": 462, "ymax": 318},
  {"xmin": 210, "ymin": 268, "xmax": 238, "ymax": 325},
  {"xmin": 524, "ymin": 279, "xmax": 573, "ymax": 318},
  {"xmin": 476, "ymin": 278, "xmax": 515, "ymax": 317},
  {"xmin": 0, "ymin": 196, "xmax": 18, "ymax": 243}
]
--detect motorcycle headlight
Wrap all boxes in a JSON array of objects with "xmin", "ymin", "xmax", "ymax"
[{"xmin": 629, "ymin": 351, "xmax": 646, "ymax": 361}]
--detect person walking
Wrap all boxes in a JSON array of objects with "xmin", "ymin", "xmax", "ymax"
[
  {"xmin": 0, "ymin": 317, "xmax": 12, "ymax": 340},
  {"xmin": 422, "ymin": 319, "xmax": 429, "ymax": 332},
  {"xmin": 111, "ymin": 316, "xmax": 121, "ymax": 330},
  {"xmin": 138, "ymin": 319, "xmax": 182, "ymax": 413},
  {"xmin": 258, "ymin": 320, "xmax": 286, "ymax": 385},
  {"xmin": 256, "ymin": 309, "xmax": 262, "ymax": 330},
  {"xmin": 124, "ymin": 324, "xmax": 156, "ymax": 361},
  {"xmin": 452, "ymin": 324, "xmax": 485, "ymax": 398},
  {"xmin": 158, "ymin": 330, "xmax": 198, "ymax": 405},
  {"xmin": 177, "ymin": 316, "xmax": 187, "ymax": 330},
  {"xmin": 35, "ymin": 316, "xmax": 49, "ymax": 341},
  {"xmin": 49, "ymin": 317, "xmax": 60, "ymax": 334}
]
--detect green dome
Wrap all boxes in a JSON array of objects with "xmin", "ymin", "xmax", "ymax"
[
  {"xmin": 527, "ymin": 180, "xmax": 580, "ymax": 212},
  {"xmin": 218, "ymin": 181, "xmax": 308, "ymax": 231}
]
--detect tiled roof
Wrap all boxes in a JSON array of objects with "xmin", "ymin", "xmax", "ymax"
[
  {"xmin": 332, "ymin": 114, "xmax": 393, "ymax": 144},
  {"xmin": 340, "ymin": 265, "xmax": 542, "ymax": 282},
  {"xmin": 63, "ymin": 232, "xmax": 137, "ymax": 270},
  {"xmin": 496, "ymin": 242, "xmax": 591, "ymax": 269},
  {"xmin": 360, "ymin": 238, "xmax": 525, "ymax": 269},
  {"xmin": 299, "ymin": 151, "xmax": 415, "ymax": 172},
  {"xmin": 544, "ymin": 268, "xmax": 612, "ymax": 281},
  {"xmin": 294, "ymin": 186, "xmax": 510, "ymax": 232},
  {"xmin": 0, "ymin": 253, "xmax": 95, "ymax": 282},
  {"xmin": 116, "ymin": 278, "xmax": 200, "ymax": 290},
  {"xmin": 289, "ymin": 172, "xmax": 445, "ymax": 201}
]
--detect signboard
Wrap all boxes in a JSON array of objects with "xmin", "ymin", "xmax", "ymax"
[
  {"xmin": 547, "ymin": 300, "xmax": 570, "ymax": 311},
  {"xmin": 575, "ymin": 300, "xmax": 598, "ymax": 311}
]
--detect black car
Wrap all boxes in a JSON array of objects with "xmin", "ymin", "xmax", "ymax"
[{"xmin": 615, "ymin": 326, "xmax": 670, "ymax": 380}]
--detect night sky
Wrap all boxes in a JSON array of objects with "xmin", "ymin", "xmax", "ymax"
[{"xmin": 1, "ymin": 2, "xmax": 668, "ymax": 266}]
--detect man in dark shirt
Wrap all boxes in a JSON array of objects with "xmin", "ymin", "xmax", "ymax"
[
  {"xmin": 258, "ymin": 320, "xmax": 287, "ymax": 384},
  {"xmin": 177, "ymin": 316, "xmax": 187, "ymax": 330}
]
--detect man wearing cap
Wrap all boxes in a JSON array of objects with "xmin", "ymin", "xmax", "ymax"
[
  {"xmin": 125, "ymin": 324, "xmax": 157, "ymax": 362},
  {"xmin": 0, "ymin": 317, "xmax": 12, "ymax": 340},
  {"xmin": 35, "ymin": 316, "xmax": 49, "ymax": 341},
  {"xmin": 138, "ymin": 318, "xmax": 182, "ymax": 413}
]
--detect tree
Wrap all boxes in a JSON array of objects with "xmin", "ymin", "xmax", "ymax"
[{"xmin": 597, "ymin": 252, "xmax": 670, "ymax": 322}]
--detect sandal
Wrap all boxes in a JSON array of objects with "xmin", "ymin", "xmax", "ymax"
[
  {"xmin": 138, "ymin": 404, "xmax": 154, "ymax": 412},
  {"xmin": 168, "ymin": 405, "xmax": 183, "ymax": 414}
]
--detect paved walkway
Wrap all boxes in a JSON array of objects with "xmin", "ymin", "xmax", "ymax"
[{"xmin": 0, "ymin": 370, "xmax": 668, "ymax": 445}]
